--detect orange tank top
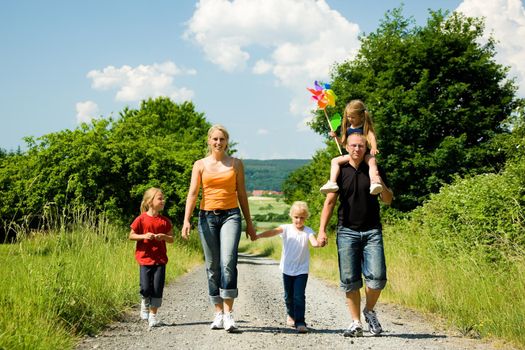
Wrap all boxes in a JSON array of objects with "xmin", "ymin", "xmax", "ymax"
[{"xmin": 200, "ymin": 162, "xmax": 238, "ymax": 211}]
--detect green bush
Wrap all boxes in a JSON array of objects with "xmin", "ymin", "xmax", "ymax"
[
  {"xmin": 383, "ymin": 159, "xmax": 525, "ymax": 346},
  {"xmin": 0, "ymin": 98, "xmax": 211, "ymax": 241}
]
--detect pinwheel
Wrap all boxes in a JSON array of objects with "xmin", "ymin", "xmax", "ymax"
[{"xmin": 307, "ymin": 81, "xmax": 342, "ymax": 154}]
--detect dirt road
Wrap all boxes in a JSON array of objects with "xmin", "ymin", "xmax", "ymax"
[{"xmin": 77, "ymin": 254, "xmax": 511, "ymax": 350}]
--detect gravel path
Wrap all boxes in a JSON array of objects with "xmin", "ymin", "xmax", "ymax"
[{"xmin": 77, "ymin": 253, "xmax": 512, "ymax": 350}]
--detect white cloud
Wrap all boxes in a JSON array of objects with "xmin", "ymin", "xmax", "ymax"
[
  {"xmin": 257, "ymin": 128, "xmax": 269, "ymax": 135},
  {"xmin": 252, "ymin": 60, "xmax": 273, "ymax": 74},
  {"xmin": 456, "ymin": 0, "xmax": 525, "ymax": 96},
  {"xmin": 86, "ymin": 61, "xmax": 196, "ymax": 102},
  {"xmin": 76, "ymin": 101, "xmax": 99, "ymax": 124},
  {"xmin": 184, "ymin": 0, "xmax": 361, "ymax": 127}
]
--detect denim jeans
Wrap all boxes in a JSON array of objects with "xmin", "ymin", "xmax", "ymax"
[
  {"xmin": 139, "ymin": 264, "xmax": 166, "ymax": 308},
  {"xmin": 198, "ymin": 208, "xmax": 241, "ymax": 305},
  {"xmin": 336, "ymin": 226, "xmax": 387, "ymax": 292},
  {"xmin": 283, "ymin": 273, "xmax": 308, "ymax": 327}
]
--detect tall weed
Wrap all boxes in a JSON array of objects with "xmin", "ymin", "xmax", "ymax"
[
  {"xmin": 382, "ymin": 162, "xmax": 525, "ymax": 348},
  {"xmin": 0, "ymin": 215, "xmax": 202, "ymax": 350}
]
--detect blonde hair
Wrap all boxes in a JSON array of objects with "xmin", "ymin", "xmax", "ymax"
[
  {"xmin": 207, "ymin": 124, "xmax": 230, "ymax": 155},
  {"xmin": 289, "ymin": 201, "xmax": 310, "ymax": 219},
  {"xmin": 140, "ymin": 187, "xmax": 162, "ymax": 213},
  {"xmin": 341, "ymin": 99, "xmax": 376, "ymax": 147}
]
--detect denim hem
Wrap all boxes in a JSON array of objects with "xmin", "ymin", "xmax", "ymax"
[
  {"xmin": 220, "ymin": 288, "xmax": 239, "ymax": 299},
  {"xmin": 150, "ymin": 297, "xmax": 162, "ymax": 308},
  {"xmin": 365, "ymin": 279, "xmax": 387, "ymax": 290},
  {"xmin": 209, "ymin": 295, "xmax": 223, "ymax": 305},
  {"xmin": 340, "ymin": 279, "xmax": 363, "ymax": 292}
]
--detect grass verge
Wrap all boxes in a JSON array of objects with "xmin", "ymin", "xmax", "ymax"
[{"xmin": 0, "ymin": 220, "xmax": 202, "ymax": 350}]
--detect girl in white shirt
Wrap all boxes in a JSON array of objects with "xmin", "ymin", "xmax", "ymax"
[{"xmin": 255, "ymin": 201, "xmax": 321, "ymax": 333}]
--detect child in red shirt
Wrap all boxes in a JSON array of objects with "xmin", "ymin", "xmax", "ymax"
[{"xmin": 129, "ymin": 187, "xmax": 174, "ymax": 327}]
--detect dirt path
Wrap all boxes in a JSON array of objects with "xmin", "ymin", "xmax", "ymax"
[{"xmin": 77, "ymin": 254, "xmax": 512, "ymax": 350}]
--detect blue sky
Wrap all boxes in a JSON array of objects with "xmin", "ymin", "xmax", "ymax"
[{"xmin": 1, "ymin": 0, "xmax": 524, "ymax": 159}]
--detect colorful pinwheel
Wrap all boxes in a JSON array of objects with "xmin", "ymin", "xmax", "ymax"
[
  {"xmin": 307, "ymin": 81, "xmax": 342, "ymax": 154},
  {"xmin": 307, "ymin": 81, "xmax": 336, "ymax": 110}
]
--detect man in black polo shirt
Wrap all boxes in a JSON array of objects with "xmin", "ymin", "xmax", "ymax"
[{"xmin": 318, "ymin": 133, "xmax": 393, "ymax": 338}]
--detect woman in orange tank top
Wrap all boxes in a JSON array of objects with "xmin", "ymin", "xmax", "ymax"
[{"xmin": 182, "ymin": 124, "xmax": 256, "ymax": 333}]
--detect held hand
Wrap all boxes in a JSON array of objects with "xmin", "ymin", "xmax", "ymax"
[
  {"xmin": 370, "ymin": 148, "xmax": 379, "ymax": 156},
  {"xmin": 246, "ymin": 224, "xmax": 257, "ymax": 241},
  {"xmin": 329, "ymin": 131, "xmax": 337, "ymax": 138},
  {"xmin": 317, "ymin": 232, "xmax": 328, "ymax": 247}
]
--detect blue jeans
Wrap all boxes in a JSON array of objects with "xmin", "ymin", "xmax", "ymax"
[
  {"xmin": 198, "ymin": 208, "xmax": 242, "ymax": 305},
  {"xmin": 283, "ymin": 273, "xmax": 308, "ymax": 327},
  {"xmin": 336, "ymin": 227, "xmax": 387, "ymax": 292},
  {"xmin": 139, "ymin": 264, "xmax": 166, "ymax": 308}
]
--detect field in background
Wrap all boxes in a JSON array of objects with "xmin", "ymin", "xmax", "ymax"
[{"xmin": 248, "ymin": 196, "xmax": 290, "ymax": 231}]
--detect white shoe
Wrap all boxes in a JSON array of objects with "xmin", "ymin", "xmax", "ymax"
[
  {"xmin": 210, "ymin": 312, "xmax": 224, "ymax": 329},
  {"xmin": 344, "ymin": 320, "xmax": 363, "ymax": 337},
  {"xmin": 370, "ymin": 183, "xmax": 383, "ymax": 195},
  {"xmin": 363, "ymin": 308, "xmax": 383, "ymax": 335},
  {"xmin": 223, "ymin": 311, "xmax": 238, "ymax": 332},
  {"xmin": 148, "ymin": 313, "xmax": 163, "ymax": 327},
  {"xmin": 140, "ymin": 299, "xmax": 149, "ymax": 320},
  {"xmin": 320, "ymin": 180, "xmax": 339, "ymax": 194}
]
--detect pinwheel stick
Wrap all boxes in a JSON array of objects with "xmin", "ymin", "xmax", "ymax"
[{"xmin": 324, "ymin": 109, "xmax": 342, "ymax": 155}]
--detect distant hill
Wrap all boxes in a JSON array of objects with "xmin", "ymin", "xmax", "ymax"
[{"xmin": 243, "ymin": 159, "xmax": 310, "ymax": 191}]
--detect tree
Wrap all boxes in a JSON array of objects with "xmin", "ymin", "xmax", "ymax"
[
  {"xmin": 0, "ymin": 98, "xmax": 211, "ymax": 241},
  {"xmin": 309, "ymin": 8, "xmax": 520, "ymax": 210}
]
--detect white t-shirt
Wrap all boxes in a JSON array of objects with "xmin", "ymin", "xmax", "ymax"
[{"xmin": 279, "ymin": 224, "xmax": 315, "ymax": 276}]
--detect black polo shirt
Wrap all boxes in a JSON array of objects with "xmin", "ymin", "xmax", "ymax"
[{"xmin": 336, "ymin": 161, "xmax": 387, "ymax": 231}]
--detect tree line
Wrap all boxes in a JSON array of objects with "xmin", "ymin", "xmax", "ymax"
[
  {"xmin": 1, "ymin": 8, "xmax": 523, "ymax": 244},
  {"xmin": 0, "ymin": 98, "xmax": 210, "ymax": 241}
]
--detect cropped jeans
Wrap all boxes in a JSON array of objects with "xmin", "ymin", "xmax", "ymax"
[
  {"xmin": 198, "ymin": 208, "xmax": 242, "ymax": 305},
  {"xmin": 139, "ymin": 264, "xmax": 166, "ymax": 308},
  {"xmin": 336, "ymin": 226, "xmax": 387, "ymax": 292}
]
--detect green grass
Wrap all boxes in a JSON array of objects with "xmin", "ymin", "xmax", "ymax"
[
  {"xmin": 382, "ymin": 222, "xmax": 525, "ymax": 349},
  {"xmin": 248, "ymin": 196, "xmax": 291, "ymax": 232},
  {"xmin": 0, "ymin": 219, "xmax": 202, "ymax": 350}
]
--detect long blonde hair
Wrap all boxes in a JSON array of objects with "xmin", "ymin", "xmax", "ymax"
[
  {"xmin": 341, "ymin": 100, "xmax": 376, "ymax": 147},
  {"xmin": 206, "ymin": 124, "xmax": 230, "ymax": 155},
  {"xmin": 140, "ymin": 187, "xmax": 162, "ymax": 213}
]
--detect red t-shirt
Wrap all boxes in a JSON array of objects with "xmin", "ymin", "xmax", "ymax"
[{"xmin": 130, "ymin": 212, "xmax": 172, "ymax": 265}]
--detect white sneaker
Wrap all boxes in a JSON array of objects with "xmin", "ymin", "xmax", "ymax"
[
  {"xmin": 343, "ymin": 320, "xmax": 363, "ymax": 337},
  {"xmin": 320, "ymin": 181, "xmax": 339, "ymax": 194},
  {"xmin": 148, "ymin": 313, "xmax": 163, "ymax": 327},
  {"xmin": 223, "ymin": 311, "xmax": 238, "ymax": 332},
  {"xmin": 210, "ymin": 312, "xmax": 224, "ymax": 329},
  {"xmin": 370, "ymin": 183, "xmax": 383, "ymax": 195},
  {"xmin": 140, "ymin": 299, "xmax": 149, "ymax": 320},
  {"xmin": 363, "ymin": 308, "xmax": 383, "ymax": 335}
]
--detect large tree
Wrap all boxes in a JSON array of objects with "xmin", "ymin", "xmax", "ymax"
[
  {"xmin": 309, "ymin": 8, "xmax": 520, "ymax": 210},
  {"xmin": 0, "ymin": 98, "xmax": 210, "ymax": 240}
]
